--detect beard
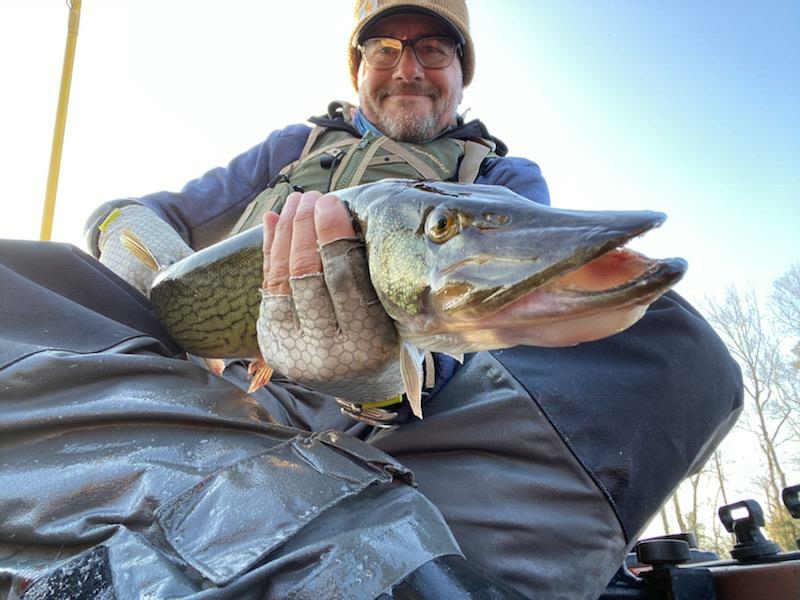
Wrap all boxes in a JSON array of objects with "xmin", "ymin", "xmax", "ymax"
[{"xmin": 360, "ymin": 82, "xmax": 457, "ymax": 143}]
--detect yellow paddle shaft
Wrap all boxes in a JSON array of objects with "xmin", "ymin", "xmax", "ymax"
[{"xmin": 41, "ymin": 0, "xmax": 81, "ymax": 241}]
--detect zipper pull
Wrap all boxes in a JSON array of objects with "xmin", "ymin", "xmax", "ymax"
[
  {"xmin": 357, "ymin": 131, "xmax": 374, "ymax": 149},
  {"xmin": 320, "ymin": 148, "xmax": 346, "ymax": 169}
]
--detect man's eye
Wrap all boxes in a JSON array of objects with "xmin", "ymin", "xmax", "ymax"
[{"xmin": 418, "ymin": 44, "xmax": 447, "ymax": 57}]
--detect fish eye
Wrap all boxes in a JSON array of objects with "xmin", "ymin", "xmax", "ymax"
[{"xmin": 425, "ymin": 208, "xmax": 460, "ymax": 244}]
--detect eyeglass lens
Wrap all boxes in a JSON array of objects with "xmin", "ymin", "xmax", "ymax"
[{"xmin": 361, "ymin": 36, "xmax": 457, "ymax": 69}]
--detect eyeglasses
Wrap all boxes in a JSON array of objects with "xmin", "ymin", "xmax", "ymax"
[{"xmin": 358, "ymin": 36, "xmax": 462, "ymax": 70}]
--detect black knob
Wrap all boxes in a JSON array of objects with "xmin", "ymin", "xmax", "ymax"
[
  {"xmin": 635, "ymin": 539, "xmax": 691, "ymax": 567},
  {"xmin": 718, "ymin": 499, "xmax": 780, "ymax": 561},
  {"xmin": 782, "ymin": 484, "xmax": 800, "ymax": 518},
  {"xmin": 655, "ymin": 532, "xmax": 699, "ymax": 549},
  {"xmin": 719, "ymin": 499, "xmax": 765, "ymax": 531}
]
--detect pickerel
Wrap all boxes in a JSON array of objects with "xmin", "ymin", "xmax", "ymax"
[{"xmin": 136, "ymin": 179, "xmax": 686, "ymax": 414}]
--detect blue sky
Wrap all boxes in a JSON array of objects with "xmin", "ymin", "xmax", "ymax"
[
  {"xmin": 1, "ymin": 0, "xmax": 797, "ymax": 307},
  {"xmin": 465, "ymin": 1, "xmax": 799, "ymax": 304}
]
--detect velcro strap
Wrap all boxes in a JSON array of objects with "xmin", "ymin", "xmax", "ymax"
[
  {"xmin": 97, "ymin": 207, "xmax": 123, "ymax": 233},
  {"xmin": 156, "ymin": 432, "xmax": 408, "ymax": 585}
]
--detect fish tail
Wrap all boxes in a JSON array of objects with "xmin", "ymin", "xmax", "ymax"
[{"xmin": 120, "ymin": 228, "xmax": 162, "ymax": 272}]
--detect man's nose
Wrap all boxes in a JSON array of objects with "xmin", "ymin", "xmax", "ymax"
[{"xmin": 392, "ymin": 46, "xmax": 424, "ymax": 80}]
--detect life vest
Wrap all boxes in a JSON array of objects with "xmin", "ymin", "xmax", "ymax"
[{"xmin": 229, "ymin": 101, "xmax": 502, "ymax": 235}]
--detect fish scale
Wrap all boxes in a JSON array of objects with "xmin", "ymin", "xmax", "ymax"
[
  {"xmin": 153, "ymin": 235, "xmax": 264, "ymax": 357},
  {"xmin": 148, "ymin": 178, "xmax": 686, "ymax": 362}
]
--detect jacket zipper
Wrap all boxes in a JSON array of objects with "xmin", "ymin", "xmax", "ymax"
[{"xmin": 333, "ymin": 132, "xmax": 376, "ymax": 190}]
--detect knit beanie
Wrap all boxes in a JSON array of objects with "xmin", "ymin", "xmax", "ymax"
[{"xmin": 348, "ymin": 0, "xmax": 474, "ymax": 90}]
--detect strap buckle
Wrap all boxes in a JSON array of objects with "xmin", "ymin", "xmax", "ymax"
[{"xmin": 336, "ymin": 397, "xmax": 399, "ymax": 428}]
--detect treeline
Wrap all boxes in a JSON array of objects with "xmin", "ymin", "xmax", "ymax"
[{"xmin": 659, "ymin": 263, "xmax": 800, "ymax": 554}]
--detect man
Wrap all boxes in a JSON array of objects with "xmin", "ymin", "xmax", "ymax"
[{"xmin": 0, "ymin": 1, "xmax": 742, "ymax": 599}]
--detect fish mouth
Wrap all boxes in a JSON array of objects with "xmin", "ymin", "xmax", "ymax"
[
  {"xmin": 418, "ymin": 204, "xmax": 689, "ymax": 353},
  {"xmin": 483, "ymin": 249, "xmax": 687, "ymax": 321},
  {"xmin": 434, "ymin": 211, "xmax": 684, "ymax": 318},
  {"xmin": 402, "ymin": 246, "xmax": 686, "ymax": 353}
]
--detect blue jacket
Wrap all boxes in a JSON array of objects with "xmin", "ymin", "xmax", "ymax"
[{"xmin": 94, "ymin": 121, "xmax": 550, "ymax": 252}]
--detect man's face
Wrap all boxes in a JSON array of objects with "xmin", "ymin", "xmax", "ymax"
[{"xmin": 358, "ymin": 14, "xmax": 464, "ymax": 143}]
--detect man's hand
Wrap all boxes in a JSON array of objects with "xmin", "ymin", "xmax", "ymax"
[
  {"xmin": 98, "ymin": 204, "xmax": 192, "ymax": 296},
  {"xmin": 256, "ymin": 191, "xmax": 404, "ymax": 403}
]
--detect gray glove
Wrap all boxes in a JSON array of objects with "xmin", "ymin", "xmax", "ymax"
[
  {"xmin": 97, "ymin": 204, "xmax": 192, "ymax": 296},
  {"xmin": 257, "ymin": 237, "xmax": 404, "ymax": 404}
]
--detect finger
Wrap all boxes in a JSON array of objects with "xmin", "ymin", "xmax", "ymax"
[
  {"xmin": 266, "ymin": 192, "xmax": 302, "ymax": 295},
  {"xmin": 290, "ymin": 274, "xmax": 339, "ymax": 337},
  {"xmin": 261, "ymin": 211, "xmax": 279, "ymax": 289},
  {"xmin": 319, "ymin": 237, "xmax": 379, "ymax": 305},
  {"xmin": 290, "ymin": 191, "xmax": 324, "ymax": 277},
  {"xmin": 314, "ymin": 194, "xmax": 357, "ymax": 245}
]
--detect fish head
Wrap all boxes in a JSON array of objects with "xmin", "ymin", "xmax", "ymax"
[{"xmin": 341, "ymin": 179, "xmax": 687, "ymax": 354}]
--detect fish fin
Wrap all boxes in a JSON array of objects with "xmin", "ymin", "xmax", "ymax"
[
  {"xmin": 203, "ymin": 358, "xmax": 227, "ymax": 376},
  {"xmin": 247, "ymin": 359, "xmax": 274, "ymax": 393},
  {"xmin": 120, "ymin": 228, "xmax": 162, "ymax": 271},
  {"xmin": 400, "ymin": 341, "xmax": 424, "ymax": 419}
]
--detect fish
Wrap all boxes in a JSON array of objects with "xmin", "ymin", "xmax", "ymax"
[{"xmin": 136, "ymin": 179, "xmax": 687, "ymax": 416}]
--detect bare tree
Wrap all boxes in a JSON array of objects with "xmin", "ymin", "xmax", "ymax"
[
  {"xmin": 656, "ymin": 269, "xmax": 800, "ymax": 553},
  {"xmin": 775, "ymin": 360, "xmax": 800, "ymax": 449},
  {"xmin": 772, "ymin": 263, "xmax": 800, "ymax": 369},
  {"xmin": 771, "ymin": 264, "xmax": 800, "ymax": 444},
  {"xmin": 687, "ymin": 473, "xmax": 703, "ymax": 533},
  {"xmin": 705, "ymin": 287, "xmax": 792, "ymax": 504},
  {"xmin": 771, "ymin": 263, "xmax": 800, "ymax": 337},
  {"xmin": 704, "ymin": 283, "xmax": 800, "ymax": 549},
  {"xmin": 712, "ymin": 450, "xmax": 731, "ymax": 507},
  {"xmin": 660, "ymin": 506, "xmax": 671, "ymax": 536},
  {"xmin": 706, "ymin": 450, "xmax": 736, "ymax": 556},
  {"xmin": 671, "ymin": 491, "xmax": 688, "ymax": 534},
  {"xmin": 662, "ymin": 469, "xmax": 705, "ymax": 526}
]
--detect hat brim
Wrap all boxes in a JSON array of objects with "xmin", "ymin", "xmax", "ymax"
[{"xmin": 354, "ymin": 6, "xmax": 465, "ymax": 45}]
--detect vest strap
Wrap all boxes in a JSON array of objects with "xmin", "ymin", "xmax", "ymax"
[
  {"xmin": 379, "ymin": 138, "xmax": 442, "ymax": 180},
  {"xmin": 298, "ymin": 124, "xmax": 328, "ymax": 162},
  {"xmin": 226, "ymin": 104, "xmax": 501, "ymax": 236},
  {"xmin": 457, "ymin": 140, "xmax": 493, "ymax": 183}
]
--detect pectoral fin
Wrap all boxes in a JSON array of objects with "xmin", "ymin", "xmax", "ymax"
[
  {"xmin": 204, "ymin": 358, "xmax": 227, "ymax": 376},
  {"xmin": 400, "ymin": 341, "xmax": 424, "ymax": 419},
  {"xmin": 120, "ymin": 229, "xmax": 162, "ymax": 271},
  {"xmin": 247, "ymin": 359, "xmax": 274, "ymax": 393}
]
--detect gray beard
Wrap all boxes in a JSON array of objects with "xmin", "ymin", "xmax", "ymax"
[
  {"xmin": 360, "ymin": 90, "xmax": 454, "ymax": 143},
  {"xmin": 372, "ymin": 106, "xmax": 440, "ymax": 143}
]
